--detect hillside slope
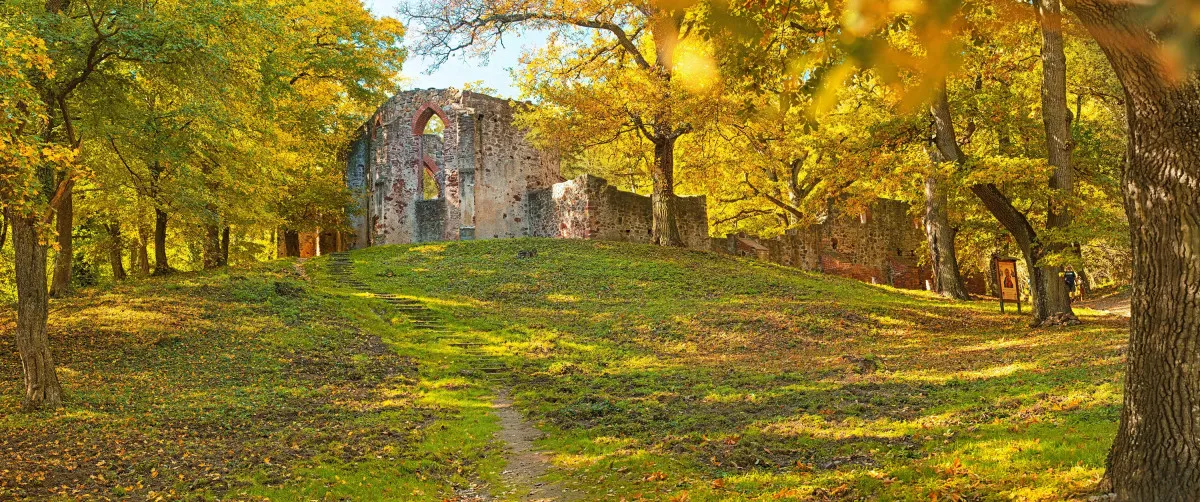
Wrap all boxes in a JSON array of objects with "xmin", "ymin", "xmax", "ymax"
[
  {"xmin": 1, "ymin": 239, "xmax": 1127, "ymax": 500},
  {"xmin": 326, "ymin": 238, "xmax": 1127, "ymax": 501}
]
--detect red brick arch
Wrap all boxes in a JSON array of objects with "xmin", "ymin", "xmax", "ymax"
[
  {"xmin": 412, "ymin": 103, "xmax": 450, "ymax": 136},
  {"xmin": 421, "ymin": 154, "xmax": 438, "ymax": 174}
]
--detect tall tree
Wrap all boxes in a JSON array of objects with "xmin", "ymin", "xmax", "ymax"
[
  {"xmin": 1035, "ymin": 0, "xmax": 1077, "ymax": 317},
  {"xmin": 820, "ymin": 0, "xmax": 1193, "ymax": 493},
  {"xmin": 929, "ymin": 79, "xmax": 1076, "ymax": 324},
  {"xmin": 1059, "ymin": 0, "xmax": 1200, "ymax": 497},
  {"xmin": 402, "ymin": 0, "xmax": 718, "ymax": 246},
  {"xmin": 0, "ymin": 13, "xmax": 73, "ymax": 410},
  {"xmin": 922, "ymin": 151, "xmax": 971, "ymax": 299}
]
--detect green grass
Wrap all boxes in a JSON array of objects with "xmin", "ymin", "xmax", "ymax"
[
  {"xmin": 329, "ymin": 238, "xmax": 1126, "ymax": 501},
  {"xmin": 1, "ymin": 238, "xmax": 1127, "ymax": 500},
  {"xmin": 0, "ymin": 260, "xmax": 504, "ymax": 500}
]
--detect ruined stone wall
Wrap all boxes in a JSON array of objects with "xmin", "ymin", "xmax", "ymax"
[
  {"xmin": 342, "ymin": 92, "xmax": 938, "ymax": 293},
  {"xmin": 528, "ymin": 175, "xmax": 708, "ymax": 249},
  {"xmin": 715, "ymin": 199, "xmax": 930, "ymax": 290},
  {"xmin": 465, "ymin": 93, "xmax": 562, "ymax": 240},
  {"xmin": 344, "ymin": 89, "xmax": 561, "ymax": 246},
  {"xmin": 345, "ymin": 131, "xmax": 371, "ymax": 249}
]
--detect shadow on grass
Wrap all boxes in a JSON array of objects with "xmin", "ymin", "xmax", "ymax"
[{"xmin": 333, "ymin": 238, "xmax": 1126, "ymax": 500}]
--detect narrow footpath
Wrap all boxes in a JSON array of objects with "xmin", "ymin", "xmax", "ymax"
[{"xmin": 324, "ymin": 253, "xmax": 571, "ymax": 501}]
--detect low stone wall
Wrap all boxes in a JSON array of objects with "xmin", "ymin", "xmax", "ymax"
[
  {"xmin": 415, "ymin": 199, "xmax": 446, "ymax": 243},
  {"xmin": 714, "ymin": 199, "xmax": 933, "ymax": 291},
  {"xmin": 528, "ymin": 175, "xmax": 709, "ymax": 249}
]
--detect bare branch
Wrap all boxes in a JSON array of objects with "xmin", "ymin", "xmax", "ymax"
[{"xmin": 401, "ymin": 2, "xmax": 654, "ymax": 70}]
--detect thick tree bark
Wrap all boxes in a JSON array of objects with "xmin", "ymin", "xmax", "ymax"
[
  {"xmin": 650, "ymin": 136, "xmax": 684, "ymax": 247},
  {"xmin": 644, "ymin": 13, "xmax": 686, "ymax": 248},
  {"xmin": 930, "ymin": 84, "xmax": 1074, "ymax": 323},
  {"xmin": 106, "ymin": 223, "xmax": 126, "ymax": 281},
  {"xmin": 153, "ymin": 207, "xmax": 171, "ymax": 275},
  {"xmin": 11, "ymin": 214, "xmax": 64, "ymax": 411},
  {"xmin": 283, "ymin": 230, "xmax": 301, "ymax": 258},
  {"xmin": 1065, "ymin": 1, "xmax": 1200, "ymax": 498},
  {"xmin": 923, "ymin": 151, "xmax": 971, "ymax": 299},
  {"xmin": 49, "ymin": 186, "xmax": 73, "ymax": 297}
]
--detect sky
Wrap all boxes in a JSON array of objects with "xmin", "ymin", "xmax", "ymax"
[{"xmin": 366, "ymin": 0, "xmax": 548, "ymax": 99}]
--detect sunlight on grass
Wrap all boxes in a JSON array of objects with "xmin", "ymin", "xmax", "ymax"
[
  {"xmin": 545, "ymin": 293, "xmax": 580, "ymax": 303},
  {"xmin": 409, "ymin": 244, "xmax": 448, "ymax": 254},
  {"xmin": 5, "ymin": 239, "xmax": 1118, "ymax": 501}
]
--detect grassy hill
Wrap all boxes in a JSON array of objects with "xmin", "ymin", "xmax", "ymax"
[{"xmin": 1, "ymin": 239, "xmax": 1127, "ymax": 500}]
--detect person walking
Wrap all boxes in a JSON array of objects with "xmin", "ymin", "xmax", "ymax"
[{"xmin": 1063, "ymin": 266, "xmax": 1078, "ymax": 304}]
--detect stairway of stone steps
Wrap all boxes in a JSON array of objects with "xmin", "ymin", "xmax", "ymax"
[{"xmin": 326, "ymin": 253, "xmax": 507, "ymax": 379}]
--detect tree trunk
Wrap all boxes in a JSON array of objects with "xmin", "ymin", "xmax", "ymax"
[
  {"xmin": 0, "ymin": 207, "xmax": 8, "ymax": 252},
  {"xmin": 49, "ymin": 186, "xmax": 73, "ymax": 297},
  {"xmin": 107, "ymin": 223, "xmax": 126, "ymax": 281},
  {"xmin": 930, "ymin": 83, "xmax": 1074, "ymax": 323},
  {"xmin": 219, "ymin": 226, "xmax": 230, "ymax": 267},
  {"xmin": 1066, "ymin": 1, "xmax": 1200, "ymax": 498},
  {"xmin": 650, "ymin": 136, "xmax": 683, "ymax": 247},
  {"xmin": 153, "ymin": 207, "xmax": 171, "ymax": 275},
  {"xmin": 986, "ymin": 255, "xmax": 1001, "ymax": 297},
  {"xmin": 970, "ymin": 183, "xmax": 1075, "ymax": 323},
  {"xmin": 923, "ymin": 153, "xmax": 970, "ymax": 300},
  {"xmin": 203, "ymin": 223, "xmax": 221, "ymax": 269},
  {"xmin": 11, "ymin": 214, "xmax": 63, "ymax": 411},
  {"xmin": 136, "ymin": 224, "xmax": 151, "ymax": 276},
  {"xmin": 1036, "ymin": 0, "xmax": 1078, "ymax": 317},
  {"xmin": 283, "ymin": 230, "xmax": 301, "ymax": 258}
]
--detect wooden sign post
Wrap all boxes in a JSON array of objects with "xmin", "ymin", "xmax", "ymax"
[{"xmin": 995, "ymin": 257, "xmax": 1021, "ymax": 313}]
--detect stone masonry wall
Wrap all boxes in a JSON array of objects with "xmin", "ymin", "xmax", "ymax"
[
  {"xmin": 467, "ymin": 93, "xmax": 563, "ymax": 240},
  {"xmin": 344, "ymin": 88, "xmax": 561, "ymax": 247},
  {"xmin": 714, "ymin": 199, "xmax": 931, "ymax": 290},
  {"xmin": 528, "ymin": 175, "xmax": 708, "ymax": 249}
]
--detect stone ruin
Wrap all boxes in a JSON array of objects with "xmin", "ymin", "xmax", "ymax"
[
  {"xmin": 339, "ymin": 88, "xmax": 709, "ymax": 249},
  {"xmin": 714, "ymin": 200, "xmax": 933, "ymax": 289},
  {"xmin": 288, "ymin": 87, "xmax": 955, "ymax": 294}
]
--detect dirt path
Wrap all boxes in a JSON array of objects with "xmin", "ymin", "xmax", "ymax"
[
  {"xmin": 493, "ymin": 390, "xmax": 574, "ymax": 501},
  {"xmin": 1078, "ymin": 291, "xmax": 1131, "ymax": 318},
  {"xmin": 322, "ymin": 253, "xmax": 570, "ymax": 500},
  {"xmin": 293, "ymin": 258, "xmax": 310, "ymax": 280}
]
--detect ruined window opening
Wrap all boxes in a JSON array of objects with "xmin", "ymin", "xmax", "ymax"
[
  {"xmin": 423, "ymin": 114, "xmax": 445, "ymax": 138},
  {"xmin": 830, "ymin": 238, "xmax": 839, "ymax": 250},
  {"xmin": 413, "ymin": 105, "xmax": 447, "ymax": 201},
  {"xmin": 423, "ymin": 167, "xmax": 440, "ymax": 200}
]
